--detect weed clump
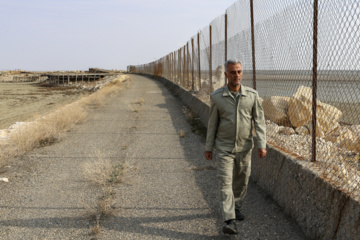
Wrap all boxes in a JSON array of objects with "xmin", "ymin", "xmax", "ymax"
[
  {"xmin": 182, "ymin": 106, "xmax": 207, "ymax": 137},
  {"xmin": 179, "ymin": 130, "xmax": 186, "ymax": 138},
  {"xmin": 83, "ymin": 151, "xmax": 126, "ymax": 236}
]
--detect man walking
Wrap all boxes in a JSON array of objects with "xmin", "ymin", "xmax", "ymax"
[{"xmin": 205, "ymin": 59, "xmax": 267, "ymax": 235}]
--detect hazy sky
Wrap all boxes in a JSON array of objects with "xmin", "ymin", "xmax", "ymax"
[{"xmin": 0, "ymin": 0, "xmax": 236, "ymax": 71}]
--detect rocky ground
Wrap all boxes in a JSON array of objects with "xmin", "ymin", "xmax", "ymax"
[
  {"xmin": 266, "ymin": 122, "xmax": 360, "ymax": 200},
  {"xmin": 261, "ymin": 86, "xmax": 360, "ymax": 200}
]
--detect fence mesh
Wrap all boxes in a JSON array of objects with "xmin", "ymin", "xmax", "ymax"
[
  {"xmin": 130, "ymin": 0, "xmax": 360, "ymax": 199},
  {"xmin": 254, "ymin": 0, "xmax": 314, "ymax": 168},
  {"xmin": 211, "ymin": 15, "xmax": 226, "ymax": 90},
  {"xmin": 227, "ymin": 0, "xmax": 253, "ymax": 88},
  {"xmin": 315, "ymin": 0, "xmax": 360, "ymax": 195}
]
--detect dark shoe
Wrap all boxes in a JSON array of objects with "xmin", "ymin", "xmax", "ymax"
[
  {"xmin": 222, "ymin": 219, "xmax": 237, "ymax": 235},
  {"xmin": 235, "ymin": 209, "xmax": 245, "ymax": 221}
]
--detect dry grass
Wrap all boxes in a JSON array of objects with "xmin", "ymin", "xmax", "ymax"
[
  {"xmin": 179, "ymin": 130, "xmax": 186, "ymax": 138},
  {"xmin": 4, "ymin": 103, "xmax": 87, "ymax": 158},
  {"xmin": 83, "ymin": 151, "xmax": 126, "ymax": 236},
  {"xmin": 83, "ymin": 151, "xmax": 125, "ymax": 186},
  {"xmin": 91, "ymin": 224, "xmax": 101, "ymax": 236},
  {"xmin": 83, "ymin": 151, "xmax": 114, "ymax": 186},
  {"xmin": 182, "ymin": 106, "xmax": 196, "ymax": 120},
  {"xmin": 79, "ymin": 77, "xmax": 126, "ymax": 107},
  {"xmin": 182, "ymin": 106, "xmax": 207, "ymax": 137},
  {"xmin": 0, "ymin": 76, "xmax": 129, "ymax": 166}
]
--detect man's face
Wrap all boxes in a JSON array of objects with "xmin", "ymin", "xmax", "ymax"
[{"xmin": 225, "ymin": 63, "xmax": 242, "ymax": 88}]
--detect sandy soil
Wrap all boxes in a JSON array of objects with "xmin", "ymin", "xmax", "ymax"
[{"xmin": 0, "ymin": 82, "xmax": 90, "ymax": 130}]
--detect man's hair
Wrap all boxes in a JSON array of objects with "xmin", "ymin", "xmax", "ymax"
[{"xmin": 225, "ymin": 59, "xmax": 242, "ymax": 70}]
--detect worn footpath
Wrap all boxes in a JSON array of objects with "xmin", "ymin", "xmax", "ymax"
[{"xmin": 0, "ymin": 75, "xmax": 307, "ymax": 239}]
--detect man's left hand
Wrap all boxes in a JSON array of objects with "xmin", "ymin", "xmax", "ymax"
[{"xmin": 258, "ymin": 148, "xmax": 267, "ymax": 158}]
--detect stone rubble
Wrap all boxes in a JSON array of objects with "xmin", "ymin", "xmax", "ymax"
[
  {"xmin": 278, "ymin": 126, "xmax": 296, "ymax": 135},
  {"xmin": 288, "ymin": 86, "xmax": 342, "ymax": 134},
  {"xmin": 69, "ymin": 75, "xmax": 123, "ymax": 92},
  {"xmin": 0, "ymin": 177, "xmax": 9, "ymax": 183},
  {"xmin": 264, "ymin": 86, "xmax": 359, "ymax": 194},
  {"xmin": 266, "ymin": 120, "xmax": 360, "ymax": 194},
  {"xmin": 263, "ymin": 85, "xmax": 360, "ymax": 155},
  {"xmin": 262, "ymin": 96, "xmax": 291, "ymax": 126}
]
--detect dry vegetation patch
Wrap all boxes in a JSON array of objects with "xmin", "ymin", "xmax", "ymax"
[
  {"xmin": 0, "ymin": 75, "xmax": 129, "ymax": 166},
  {"xmin": 7, "ymin": 103, "xmax": 87, "ymax": 156},
  {"xmin": 83, "ymin": 151, "xmax": 126, "ymax": 236},
  {"xmin": 79, "ymin": 76, "xmax": 126, "ymax": 107},
  {"xmin": 179, "ymin": 130, "xmax": 186, "ymax": 138},
  {"xmin": 182, "ymin": 106, "xmax": 207, "ymax": 137}
]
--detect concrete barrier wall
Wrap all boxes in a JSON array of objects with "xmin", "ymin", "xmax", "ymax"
[
  {"xmin": 144, "ymin": 75, "xmax": 360, "ymax": 240},
  {"xmin": 251, "ymin": 148, "xmax": 360, "ymax": 240}
]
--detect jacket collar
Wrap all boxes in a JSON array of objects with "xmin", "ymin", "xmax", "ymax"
[{"xmin": 222, "ymin": 84, "xmax": 247, "ymax": 97}]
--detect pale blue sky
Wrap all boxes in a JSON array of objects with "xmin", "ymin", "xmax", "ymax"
[{"xmin": 0, "ymin": 0, "xmax": 236, "ymax": 71}]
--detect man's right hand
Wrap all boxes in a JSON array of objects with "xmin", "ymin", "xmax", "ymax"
[{"xmin": 205, "ymin": 151, "xmax": 213, "ymax": 160}]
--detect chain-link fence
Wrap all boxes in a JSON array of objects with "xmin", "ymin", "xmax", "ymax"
[{"xmin": 129, "ymin": 0, "xmax": 360, "ymax": 198}]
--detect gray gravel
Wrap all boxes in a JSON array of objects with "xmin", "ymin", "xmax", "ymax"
[{"xmin": 0, "ymin": 75, "xmax": 307, "ymax": 239}]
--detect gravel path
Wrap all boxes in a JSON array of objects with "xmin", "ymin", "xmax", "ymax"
[{"xmin": 0, "ymin": 75, "xmax": 307, "ymax": 239}]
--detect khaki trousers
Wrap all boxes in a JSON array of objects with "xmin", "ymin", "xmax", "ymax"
[{"xmin": 216, "ymin": 149, "xmax": 252, "ymax": 221}]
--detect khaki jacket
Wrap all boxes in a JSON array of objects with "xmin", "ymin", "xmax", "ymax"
[{"xmin": 205, "ymin": 84, "xmax": 266, "ymax": 153}]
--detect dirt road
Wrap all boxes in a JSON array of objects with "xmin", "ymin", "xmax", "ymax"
[{"xmin": 0, "ymin": 75, "xmax": 307, "ymax": 239}]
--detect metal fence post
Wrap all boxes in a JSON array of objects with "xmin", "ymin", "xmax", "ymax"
[
  {"xmin": 173, "ymin": 51, "xmax": 176, "ymax": 81},
  {"xmin": 312, "ymin": 0, "xmax": 318, "ymax": 163},
  {"xmin": 250, "ymin": 0, "xmax": 256, "ymax": 90},
  {"xmin": 170, "ymin": 52, "xmax": 173, "ymax": 81},
  {"xmin": 198, "ymin": 32, "xmax": 201, "ymax": 89},
  {"xmin": 225, "ymin": 13, "xmax": 228, "ymax": 85},
  {"xmin": 169, "ymin": 53, "xmax": 172, "ymax": 80},
  {"xmin": 191, "ymin": 38, "xmax": 195, "ymax": 91},
  {"xmin": 167, "ymin": 55, "xmax": 169, "ymax": 79},
  {"xmin": 178, "ymin": 48, "xmax": 181, "ymax": 84},
  {"xmin": 165, "ymin": 56, "xmax": 167, "ymax": 78},
  {"xmin": 183, "ymin": 45, "xmax": 186, "ymax": 87},
  {"xmin": 209, "ymin": 25, "xmax": 213, "ymax": 92},
  {"xmin": 172, "ymin": 52, "xmax": 175, "ymax": 81},
  {"xmin": 186, "ymin": 42, "xmax": 190, "ymax": 89}
]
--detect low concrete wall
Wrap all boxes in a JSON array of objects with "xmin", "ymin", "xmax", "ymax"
[
  {"xmin": 251, "ymin": 148, "xmax": 359, "ymax": 240},
  {"xmin": 144, "ymin": 74, "xmax": 360, "ymax": 240}
]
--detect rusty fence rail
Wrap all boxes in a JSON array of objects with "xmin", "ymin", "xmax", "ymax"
[{"xmin": 129, "ymin": 0, "xmax": 360, "ymax": 198}]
